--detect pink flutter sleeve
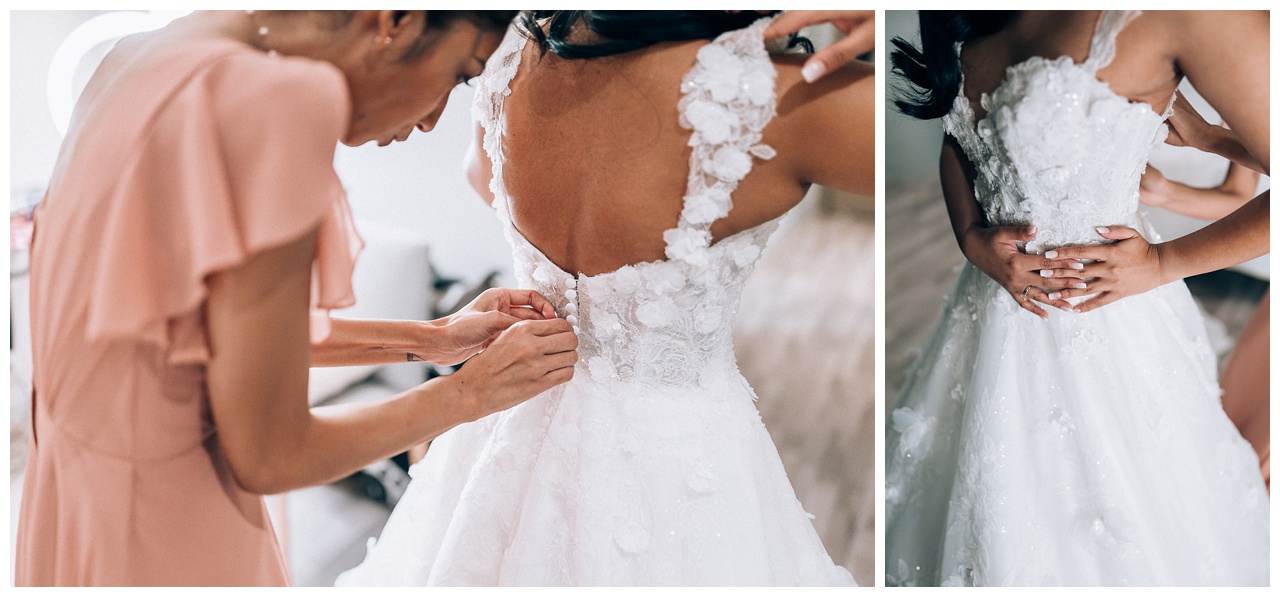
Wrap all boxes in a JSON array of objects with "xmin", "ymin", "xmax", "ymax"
[{"xmin": 82, "ymin": 52, "xmax": 362, "ymax": 365}]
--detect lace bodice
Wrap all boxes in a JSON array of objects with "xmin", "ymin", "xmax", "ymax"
[
  {"xmin": 942, "ymin": 11, "xmax": 1174, "ymax": 254},
  {"xmin": 473, "ymin": 18, "xmax": 782, "ymax": 388}
]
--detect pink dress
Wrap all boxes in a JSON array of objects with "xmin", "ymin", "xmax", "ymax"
[{"xmin": 15, "ymin": 37, "xmax": 361, "ymax": 586}]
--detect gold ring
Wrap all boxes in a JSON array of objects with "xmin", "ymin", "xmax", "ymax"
[{"xmin": 1021, "ymin": 285, "xmax": 1032, "ymax": 301}]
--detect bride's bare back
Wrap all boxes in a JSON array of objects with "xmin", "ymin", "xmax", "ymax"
[{"xmin": 470, "ymin": 28, "xmax": 873, "ymax": 277}]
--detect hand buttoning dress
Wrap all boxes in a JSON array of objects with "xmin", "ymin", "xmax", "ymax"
[
  {"xmin": 337, "ymin": 18, "xmax": 854, "ymax": 586},
  {"xmin": 885, "ymin": 11, "xmax": 1268, "ymax": 587}
]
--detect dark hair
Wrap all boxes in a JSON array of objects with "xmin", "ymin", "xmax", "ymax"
[
  {"xmin": 402, "ymin": 10, "xmax": 519, "ymax": 60},
  {"xmin": 304, "ymin": 11, "xmax": 517, "ymax": 60},
  {"xmin": 890, "ymin": 11, "xmax": 1015, "ymax": 120},
  {"xmin": 517, "ymin": 11, "xmax": 811, "ymax": 60}
]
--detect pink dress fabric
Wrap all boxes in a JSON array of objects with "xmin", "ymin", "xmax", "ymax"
[{"xmin": 15, "ymin": 37, "xmax": 361, "ymax": 586}]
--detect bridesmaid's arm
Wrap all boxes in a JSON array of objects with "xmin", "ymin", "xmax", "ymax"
[
  {"xmin": 1052, "ymin": 11, "xmax": 1269, "ymax": 311},
  {"xmin": 1139, "ymin": 162, "xmax": 1261, "ymax": 221},
  {"xmin": 312, "ymin": 286, "xmax": 558, "ymax": 368},
  {"xmin": 1164, "ymin": 96, "xmax": 1266, "ymax": 175},
  {"xmin": 1154, "ymin": 10, "xmax": 1269, "ymax": 279},
  {"xmin": 204, "ymin": 228, "xmax": 577, "ymax": 495},
  {"xmin": 310, "ymin": 317, "xmax": 442, "ymax": 367}
]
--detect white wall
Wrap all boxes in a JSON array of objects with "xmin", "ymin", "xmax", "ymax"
[
  {"xmin": 884, "ymin": 10, "xmax": 942, "ymax": 186},
  {"xmin": 10, "ymin": 11, "xmax": 111, "ymax": 193}
]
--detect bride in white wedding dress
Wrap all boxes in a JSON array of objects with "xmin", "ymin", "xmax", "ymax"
[
  {"xmin": 337, "ymin": 12, "xmax": 873, "ymax": 586},
  {"xmin": 886, "ymin": 11, "xmax": 1269, "ymax": 586}
]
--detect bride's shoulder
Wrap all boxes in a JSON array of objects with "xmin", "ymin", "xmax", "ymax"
[
  {"xmin": 766, "ymin": 54, "xmax": 875, "ymax": 196},
  {"xmin": 767, "ymin": 53, "xmax": 873, "ymax": 139},
  {"xmin": 770, "ymin": 53, "xmax": 874, "ymax": 99}
]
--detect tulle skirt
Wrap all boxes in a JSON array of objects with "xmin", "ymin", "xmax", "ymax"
[
  {"xmin": 886, "ymin": 264, "xmax": 1269, "ymax": 586},
  {"xmin": 337, "ymin": 367, "xmax": 853, "ymax": 586}
]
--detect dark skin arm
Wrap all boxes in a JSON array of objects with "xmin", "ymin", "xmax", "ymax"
[
  {"xmin": 939, "ymin": 135, "xmax": 1079, "ymax": 318},
  {"xmin": 779, "ymin": 57, "xmax": 876, "ymax": 197}
]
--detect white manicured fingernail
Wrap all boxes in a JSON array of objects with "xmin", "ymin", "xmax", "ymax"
[
  {"xmin": 1070, "ymin": 262, "xmax": 1084, "ymax": 270},
  {"xmin": 1045, "ymin": 250, "xmax": 1058, "ymax": 258},
  {"xmin": 1040, "ymin": 269, "xmax": 1053, "ymax": 277},
  {"xmin": 1073, "ymin": 308, "xmax": 1082, "ymax": 313},
  {"xmin": 1074, "ymin": 282, "xmax": 1087, "ymax": 289},
  {"xmin": 1095, "ymin": 226, "xmax": 1110, "ymax": 234},
  {"xmin": 801, "ymin": 61, "xmax": 827, "ymax": 83},
  {"xmin": 1029, "ymin": 226, "xmax": 1038, "ymax": 235},
  {"xmin": 1048, "ymin": 292, "xmax": 1061, "ymax": 300}
]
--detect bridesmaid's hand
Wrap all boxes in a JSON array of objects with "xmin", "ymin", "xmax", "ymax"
[
  {"xmin": 1036, "ymin": 226, "xmax": 1170, "ymax": 313},
  {"xmin": 1166, "ymin": 97, "xmax": 1266, "ymax": 174},
  {"xmin": 447, "ymin": 317, "xmax": 578, "ymax": 420},
  {"xmin": 961, "ymin": 224, "xmax": 1079, "ymax": 319},
  {"xmin": 1138, "ymin": 166, "xmax": 1173, "ymax": 208},
  {"xmin": 1165, "ymin": 94, "xmax": 1221, "ymax": 150},
  {"xmin": 429, "ymin": 288, "xmax": 558, "ymax": 366},
  {"xmin": 763, "ymin": 10, "xmax": 874, "ymax": 82}
]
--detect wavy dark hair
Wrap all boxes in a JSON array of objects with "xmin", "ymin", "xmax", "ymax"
[
  {"xmin": 890, "ymin": 11, "xmax": 1016, "ymax": 120},
  {"xmin": 405, "ymin": 10, "xmax": 519, "ymax": 59},
  {"xmin": 518, "ymin": 10, "xmax": 811, "ymax": 59},
  {"xmin": 311, "ymin": 11, "xmax": 518, "ymax": 61}
]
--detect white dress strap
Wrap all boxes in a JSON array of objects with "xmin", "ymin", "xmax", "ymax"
[
  {"xmin": 471, "ymin": 24, "xmax": 529, "ymax": 224},
  {"xmin": 1083, "ymin": 10, "xmax": 1141, "ymax": 73},
  {"xmin": 664, "ymin": 16, "xmax": 779, "ymax": 265}
]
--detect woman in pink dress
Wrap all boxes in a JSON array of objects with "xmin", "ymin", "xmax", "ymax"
[{"xmin": 15, "ymin": 10, "xmax": 580, "ymax": 586}]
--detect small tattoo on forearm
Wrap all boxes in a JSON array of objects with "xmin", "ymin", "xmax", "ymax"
[{"xmin": 407, "ymin": 353, "xmax": 425, "ymax": 362}]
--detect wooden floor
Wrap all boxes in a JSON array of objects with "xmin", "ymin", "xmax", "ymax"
[{"xmin": 735, "ymin": 193, "xmax": 876, "ymax": 584}]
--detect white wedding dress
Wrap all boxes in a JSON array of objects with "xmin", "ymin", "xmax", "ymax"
[
  {"xmin": 885, "ymin": 11, "xmax": 1269, "ymax": 587},
  {"xmin": 337, "ymin": 18, "xmax": 853, "ymax": 586}
]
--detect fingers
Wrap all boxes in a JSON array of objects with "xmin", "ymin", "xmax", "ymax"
[
  {"xmin": 493, "ymin": 288, "xmax": 557, "ymax": 319},
  {"xmin": 541, "ymin": 350, "xmax": 579, "ymax": 373},
  {"xmin": 1024, "ymin": 253, "xmax": 1085, "ymax": 272},
  {"xmin": 488, "ymin": 310, "xmax": 522, "ymax": 328},
  {"xmin": 1093, "ymin": 226, "xmax": 1141, "ymax": 241},
  {"xmin": 763, "ymin": 10, "xmax": 859, "ymax": 39},
  {"xmin": 1045, "ymin": 286, "xmax": 1095, "ymax": 301},
  {"xmin": 506, "ymin": 306, "xmax": 546, "ymax": 321},
  {"xmin": 762, "ymin": 10, "xmax": 874, "ymax": 82},
  {"xmin": 1009, "ymin": 285, "xmax": 1048, "ymax": 320},
  {"xmin": 1073, "ymin": 291, "xmax": 1118, "ymax": 314},
  {"xmin": 1043, "ymin": 246, "xmax": 1108, "ymax": 262},
  {"xmin": 1036, "ymin": 267, "xmax": 1087, "ymax": 287},
  {"xmin": 516, "ymin": 317, "xmax": 575, "ymax": 337},
  {"xmin": 804, "ymin": 27, "xmax": 873, "ymax": 82},
  {"xmin": 992, "ymin": 224, "xmax": 1037, "ymax": 244},
  {"xmin": 1026, "ymin": 286, "xmax": 1073, "ymax": 313},
  {"xmin": 540, "ymin": 365, "xmax": 575, "ymax": 387},
  {"xmin": 505, "ymin": 318, "xmax": 578, "ymax": 355}
]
